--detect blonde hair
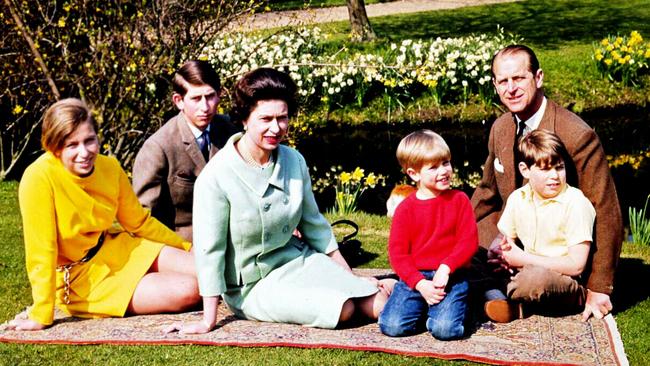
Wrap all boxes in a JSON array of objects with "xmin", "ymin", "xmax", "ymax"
[
  {"xmin": 396, "ymin": 129, "xmax": 451, "ymax": 172},
  {"xmin": 518, "ymin": 129, "xmax": 568, "ymax": 169},
  {"xmin": 41, "ymin": 98, "xmax": 97, "ymax": 153}
]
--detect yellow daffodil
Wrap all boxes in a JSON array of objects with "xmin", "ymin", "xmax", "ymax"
[
  {"xmin": 604, "ymin": 59, "xmax": 613, "ymax": 66},
  {"xmin": 601, "ymin": 38, "xmax": 609, "ymax": 46},
  {"xmin": 351, "ymin": 167, "xmax": 364, "ymax": 182},
  {"xmin": 340, "ymin": 172, "xmax": 351, "ymax": 184},
  {"xmin": 365, "ymin": 173, "xmax": 377, "ymax": 187},
  {"xmin": 12, "ymin": 105, "xmax": 24, "ymax": 115}
]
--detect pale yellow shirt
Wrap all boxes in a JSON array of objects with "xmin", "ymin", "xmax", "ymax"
[{"xmin": 497, "ymin": 184, "xmax": 596, "ymax": 257}]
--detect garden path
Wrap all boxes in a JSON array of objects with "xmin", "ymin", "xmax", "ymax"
[{"xmin": 229, "ymin": 0, "xmax": 520, "ymax": 31}]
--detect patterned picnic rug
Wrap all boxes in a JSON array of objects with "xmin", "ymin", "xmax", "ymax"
[{"xmin": 0, "ymin": 270, "xmax": 628, "ymax": 366}]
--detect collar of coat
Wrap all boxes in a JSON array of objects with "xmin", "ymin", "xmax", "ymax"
[{"xmin": 222, "ymin": 132, "xmax": 288, "ymax": 197}]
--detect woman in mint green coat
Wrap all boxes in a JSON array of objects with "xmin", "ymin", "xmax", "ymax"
[{"xmin": 166, "ymin": 68, "xmax": 395, "ymax": 334}]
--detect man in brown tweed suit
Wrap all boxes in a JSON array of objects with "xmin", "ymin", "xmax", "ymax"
[
  {"xmin": 132, "ymin": 61, "xmax": 239, "ymax": 241},
  {"xmin": 471, "ymin": 45, "xmax": 623, "ymax": 321}
]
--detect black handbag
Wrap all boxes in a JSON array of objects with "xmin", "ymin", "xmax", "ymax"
[{"xmin": 331, "ymin": 219, "xmax": 364, "ymax": 267}]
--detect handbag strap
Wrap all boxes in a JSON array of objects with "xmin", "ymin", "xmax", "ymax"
[{"xmin": 330, "ymin": 219, "xmax": 359, "ymax": 242}]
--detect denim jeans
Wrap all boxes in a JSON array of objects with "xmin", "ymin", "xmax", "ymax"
[{"xmin": 378, "ymin": 270, "xmax": 468, "ymax": 340}]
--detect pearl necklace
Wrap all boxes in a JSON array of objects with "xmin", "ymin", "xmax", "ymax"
[{"xmin": 237, "ymin": 137, "xmax": 274, "ymax": 169}]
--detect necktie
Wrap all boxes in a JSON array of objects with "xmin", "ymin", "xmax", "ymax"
[
  {"xmin": 199, "ymin": 131, "xmax": 210, "ymax": 162},
  {"xmin": 514, "ymin": 120, "xmax": 527, "ymax": 187}
]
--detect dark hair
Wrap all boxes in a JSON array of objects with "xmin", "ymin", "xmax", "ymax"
[
  {"xmin": 491, "ymin": 44, "xmax": 540, "ymax": 78},
  {"xmin": 518, "ymin": 129, "xmax": 569, "ymax": 169},
  {"xmin": 230, "ymin": 68, "xmax": 297, "ymax": 124},
  {"xmin": 42, "ymin": 98, "xmax": 97, "ymax": 153},
  {"xmin": 172, "ymin": 60, "xmax": 221, "ymax": 97}
]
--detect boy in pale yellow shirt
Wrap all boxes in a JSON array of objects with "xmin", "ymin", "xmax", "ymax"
[{"xmin": 484, "ymin": 129, "xmax": 596, "ymax": 323}]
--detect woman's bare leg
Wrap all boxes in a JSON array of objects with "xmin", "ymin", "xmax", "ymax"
[
  {"xmin": 127, "ymin": 272, "xmax": 200, "ymax": 314},
  {"xmin": 127, "ymin": 245, "xmax": 200, "ymax": 314},
  {"xmin": 356, "ymin": 278, "xmax": 397, "ymax": 319},
  {"xmin": 149, "ymin": 246, "xmax": 196, "ymax": 275},
  {"xmin": 338, "ymin": 299, "xmax": 356, "ymax": 323}
]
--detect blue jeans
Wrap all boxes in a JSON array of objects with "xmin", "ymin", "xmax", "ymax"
[{"xmin": 378, "ymin": 270, "xmax": 468, "ymax": 340}]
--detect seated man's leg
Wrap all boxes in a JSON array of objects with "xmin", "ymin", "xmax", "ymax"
[
  {"xmin": 426, "ymin": 272, "xmax": 469, "ymax": 340},
  {"xmin": 507, "ymin": 264, "xmax": 586, "ymax": 315},
  {"xmin": 378, "ymin": 279, "xmax": 428, "ymax": 337}
]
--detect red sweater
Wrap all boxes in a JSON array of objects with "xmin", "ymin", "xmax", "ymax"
[{"xmin": 388, "ymin": 189, "xmax": 478, "ymax": 289}]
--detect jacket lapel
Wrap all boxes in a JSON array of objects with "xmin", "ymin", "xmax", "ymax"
[{"xmin": 176, "ymin": 114, "xmax": 206, "ymax": 169}]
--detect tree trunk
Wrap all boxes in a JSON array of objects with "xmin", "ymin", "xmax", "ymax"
[{"xmin": 346, "ymin": 0, "xmax": 376, "ymax": 42}]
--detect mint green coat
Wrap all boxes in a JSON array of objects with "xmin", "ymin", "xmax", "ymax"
[{"xmin": 193, "ymin": 133, "xmax": 376, "ymax": 327}]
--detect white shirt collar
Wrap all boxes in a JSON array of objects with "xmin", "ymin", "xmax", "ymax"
[
  {"xmin": 185, "ymin": 118, "xmax": 210, "ymax": 139},
  {"xmin": 515, "ymin": 96, "xmax": 547, "ymax": 133}
]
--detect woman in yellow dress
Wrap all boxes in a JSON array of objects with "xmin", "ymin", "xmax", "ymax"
[{"xmin": 8, "ymin": 98, "xmax": 200, "ymax": 331}]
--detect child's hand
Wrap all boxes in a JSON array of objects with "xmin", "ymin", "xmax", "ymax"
[
  {"xmin": 416, "ymin": 279, "xmax": 446, "ymax": 305},
  {"xmin": 431, "ymin": 264, "xmax": 450, "ymax": 290},
  {"xmin": 500, "ymin": 237, "xmax": 526, "ymax": 268},
  {"xmin": 488, "ymin": 234, "xmax": 513, "ymax": 273}
]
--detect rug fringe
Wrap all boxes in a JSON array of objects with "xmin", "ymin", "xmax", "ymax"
[{"xmin": 604, "ymin": 314, "xmax": 629, "ymax": 366}]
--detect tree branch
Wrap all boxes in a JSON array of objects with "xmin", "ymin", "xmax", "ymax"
[{"xmin": 4, "ymin": 0, "xmax": 60, "ymax": 99}]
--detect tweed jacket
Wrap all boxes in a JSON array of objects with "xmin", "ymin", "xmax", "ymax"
[
  {"xmin": 132, "ymin": 112, "xmax": 240, "ymax": 241},
  {"xmin": 471, "ymin": 99, "xmax": 623, "ymax": 294},
  {"xmin": 193, "ymin": 133, "xmax": 338, "ymax": 297}
]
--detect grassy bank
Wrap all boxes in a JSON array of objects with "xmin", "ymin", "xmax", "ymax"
[{"xmin": 1, "ymin": 182, "xmax": 649, "ymax": 365}]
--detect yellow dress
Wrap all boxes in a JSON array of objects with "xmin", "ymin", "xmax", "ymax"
[{"xmin": 18, "ymin": 152, "xmax": 191, "ymax": 325}]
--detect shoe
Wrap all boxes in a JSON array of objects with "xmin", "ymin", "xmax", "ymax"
[{"xmin": 484, "ymin": 299, "xmax": 524, "ymax": 323}]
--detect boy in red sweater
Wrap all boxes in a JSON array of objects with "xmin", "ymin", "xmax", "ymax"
[{"xmin": 379, "ymin": 129, "xmax": 478, "ymax": 340}]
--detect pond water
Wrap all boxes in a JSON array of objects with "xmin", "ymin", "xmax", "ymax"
[{"xmin": 295, "ymin": 104, "xmax": 650, "ymax": 220}]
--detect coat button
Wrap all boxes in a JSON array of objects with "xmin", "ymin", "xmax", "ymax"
[
  {"xmin": 282, "ymin": 225, "xmax": 289, "ymax": 233},
  {"xmin": 263, "ymin": 203, "xmax": 271, "ymax": 211},
  {"xmin": 283, "ymin": 197, "xmax": 289, "ymax": 205},
  {"xmin": 264, "ymin": 233, "xmax": 271, "ymax": 241}
]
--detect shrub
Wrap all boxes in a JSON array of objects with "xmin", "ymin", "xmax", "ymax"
[
  {"xmin": 593, "ymin": 31, "xmax": 650, "ymax": 86},
  {"xmin": 203, "ymin": 26, "xmax": 522, "ymax": 119},
  {"xmin": 1, "ymin": 0, "xmax": 264, "ymax": 180}
]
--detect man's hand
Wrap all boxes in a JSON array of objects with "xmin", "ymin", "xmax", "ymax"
[{"xmin": 582, "ymin": 290, "xmax": 613, "ymax": 321}]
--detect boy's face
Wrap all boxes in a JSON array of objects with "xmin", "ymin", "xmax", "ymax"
[
  {"xmin": 172, "ymin": 83, "xmax": 220, "ymax": 131},
  {"xmin": 519, "ymin": 160, "xmax": 566, "ymax": 199},
  {"xmin": 406, "ymin": 160, "xmax": 453, "ymax": 198}
]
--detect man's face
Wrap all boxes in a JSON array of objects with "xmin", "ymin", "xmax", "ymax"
[
  {"xmin": 492, "ymin": 52, "xmax": 544, "ymax": 121},
  {"xmin": 173, "ymin": 83, "xmax": 220, "ymax": 130}
]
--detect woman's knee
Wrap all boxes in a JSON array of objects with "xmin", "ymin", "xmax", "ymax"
[{"xmin": 173, "ymin": 275, "xmax": 201, "ymax": 310}]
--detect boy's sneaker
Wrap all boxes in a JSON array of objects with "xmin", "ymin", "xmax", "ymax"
[{"xmin": 484, "ymin": 299, "xmax": 525, "ymax": 323}]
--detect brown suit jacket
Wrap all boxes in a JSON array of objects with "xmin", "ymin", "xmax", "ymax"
[
  {"xmin": 471, "ymin": 99, "xmax": 623, "ymax": 294},
  {"xmin": 132, "ymin": 112, "xmax": 240, "ymax": 241}
]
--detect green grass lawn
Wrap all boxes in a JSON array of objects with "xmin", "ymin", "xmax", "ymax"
[
  {"xmin": 1, "ymin": 181, "xmax": 650, "ymax": 365},
  {"xmin": 289, "ymin": 0, "xmax": 650, "ymax": 123}
]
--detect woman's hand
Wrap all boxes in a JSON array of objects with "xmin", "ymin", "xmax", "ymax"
[
  {"xmin": 163, "ymin": 320, "xmax": 213, "ymax": 334},
  {"xmin": 7, "ymin": 316, "xmax": 47, "ymax": 331},
  {"xmin": 163, "ymin": 296, "xmax": 219, "ymax": 335}
]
